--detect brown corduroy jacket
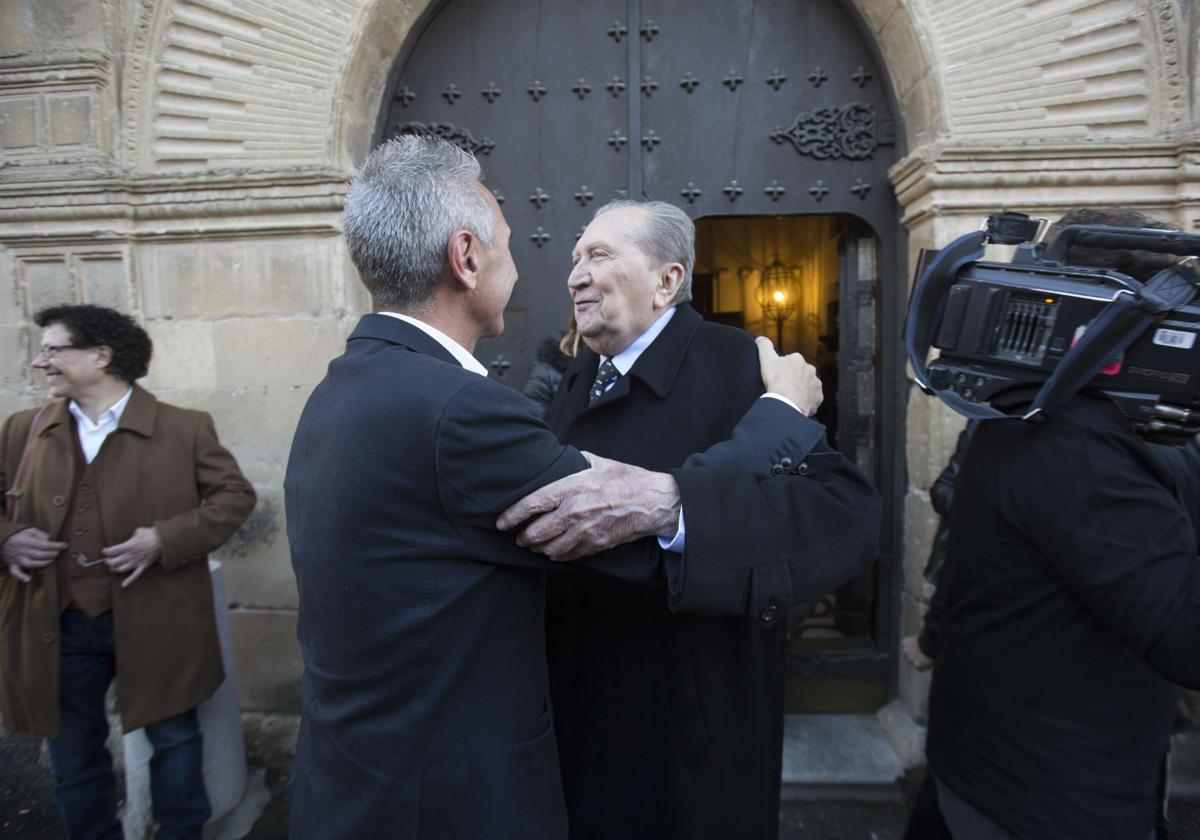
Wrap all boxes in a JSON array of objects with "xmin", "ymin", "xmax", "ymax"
[{"xmin": 0, "ymin": 385, "xmax": 255, "ymax": 736}]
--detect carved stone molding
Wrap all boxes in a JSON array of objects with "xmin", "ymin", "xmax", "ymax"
[{"xmin": 770, "ymin": 103, "xmax": 877, "ymax": 160}]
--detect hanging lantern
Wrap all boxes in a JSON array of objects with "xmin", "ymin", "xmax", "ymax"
[{"xmin": 755, "ymin": 255, "xmax": 801, "ymax": 349}]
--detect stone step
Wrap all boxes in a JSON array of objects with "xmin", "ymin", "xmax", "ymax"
[{"xmin": 781, "ymin": 713, "xmax": 906, "ymax": 803}]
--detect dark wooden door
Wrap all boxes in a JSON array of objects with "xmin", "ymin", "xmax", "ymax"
[{"xmin": 378, "ymin": 0, "xmax": 902, "ymax": 692}]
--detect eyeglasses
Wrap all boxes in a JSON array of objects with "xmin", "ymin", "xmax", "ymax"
[{"xmin": 35, "ymin": 344, "xmax": 83, "ymax": 359}]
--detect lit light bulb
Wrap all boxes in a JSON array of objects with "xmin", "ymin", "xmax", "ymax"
[{"xmin": 773, "ymin": 290, "xmax": 786, "ymax": 303}]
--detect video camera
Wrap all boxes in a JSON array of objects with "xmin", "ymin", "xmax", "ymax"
[{"xmin": 905, "ymin": 211, "xmax": 1200, "ymax": 445}]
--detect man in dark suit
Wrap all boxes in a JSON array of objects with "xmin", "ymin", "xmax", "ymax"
[
  {"xmin": 284, "ymin": 136, "xmax": 863, "ymax": 840},
  {"xmin": 501, "ymin": 200, "xmax": 880, "ymax": 840}
]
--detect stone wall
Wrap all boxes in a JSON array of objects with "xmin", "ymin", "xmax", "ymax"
[{"xmin": 1, "ymin": 0, "xmax": 1196, "ymax": 722}]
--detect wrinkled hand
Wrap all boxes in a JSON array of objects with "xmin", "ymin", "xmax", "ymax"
[
  {"xmin": 1, "ymin": 528, "xmax": 66, "ymax": 583},
  {"xmin": 901, "ymin": 635, "xmax": 934, "ymax": 672},
  {"xmin": 102, "ymin": 526, "xmax": 162, "ymax": 588},
  {"xmin": 497, "ymin": 453, "xmax": 681, "ymax": 562},
  {"xmin": 756, "ymin": 336, "xmax": 823, "ymax": 417}
]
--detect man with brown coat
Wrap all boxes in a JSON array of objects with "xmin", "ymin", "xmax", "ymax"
[{"xmin": 0, "ymin": 304, "xmax": 256, "ymax": 840}]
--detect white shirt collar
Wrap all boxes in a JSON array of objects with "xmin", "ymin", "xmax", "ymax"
[
  {"xmin": 378, "ymin": 312, "xmax": 489, "ymax": 377},
  {"xmin": 68, "ymin": 387, "xmax": 133, "ymax": 432},
  {"xmin": 605, "ymin": 307, "xmax": 677, "ymax": 375}
]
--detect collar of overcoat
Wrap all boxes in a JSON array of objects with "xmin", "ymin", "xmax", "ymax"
[
  {"xmin": 37, "ymin": 383, "xmax": 158, "ymax": 444},
  {"xmin": 562, "ymin": 303, "xmax": 703, "ymax": 414},
  {"xmin": 348, "ymin": 312, "xmax": 463, "ymax": 369}
]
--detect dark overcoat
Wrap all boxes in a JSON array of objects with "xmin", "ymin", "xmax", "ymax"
[
  {"xmin": 0, "ymin": 385, "xmax": 256, "ymax": 735},
  {"xmin": 283, "ymin": 314, "xmax": 835, "ymax": 840},
  {"xmin": 545, "ymin": 304, "xmax": 881, "ymax": 840}
]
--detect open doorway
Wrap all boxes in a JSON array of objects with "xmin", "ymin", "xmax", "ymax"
[{"xmin": 695, "ymin": 213, "xmax": 888, "ymax": 712}]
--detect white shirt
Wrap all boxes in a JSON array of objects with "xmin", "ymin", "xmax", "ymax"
[
  {"xmin": 68, "ymin": 388, "xmax": 133, "ymax": 464},
  {"xmin": 379, "ymin": 311, "xmax": 490, "ymax": 377}
]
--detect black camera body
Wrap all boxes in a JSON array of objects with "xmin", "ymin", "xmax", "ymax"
[{"xmin": 907, "ymin": 212, "xmax": 1200, "ymax": 443}]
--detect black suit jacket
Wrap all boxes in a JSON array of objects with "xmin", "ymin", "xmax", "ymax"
[
  {"xmin": 545, "ymin": 305, "xmax": 881, "ymax": 840},
  {"xmin": 284, "ymin": 313, "xmax": 834, "ymax": 840}
]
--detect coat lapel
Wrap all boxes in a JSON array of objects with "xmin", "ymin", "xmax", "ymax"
[{"xmin": 553, "ymin": 305, "xmax": 704, "ymax": 429}]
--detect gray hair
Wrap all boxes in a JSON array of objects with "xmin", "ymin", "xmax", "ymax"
[
  {"xmin": 594, "ymin": 199, "xmax": 694, "ymax": 305},
  {"xmin": 343, "ymin": 135, "xmax": 496, "ymax": 310}
]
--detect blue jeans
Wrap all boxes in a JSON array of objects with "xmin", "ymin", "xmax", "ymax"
[{"xmin": 48, "ymin": 609, "xmax": 211, "ymax": 840}]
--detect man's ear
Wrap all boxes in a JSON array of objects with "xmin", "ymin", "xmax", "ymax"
[
  {"xmin": 93, "ymin": 345, "xmax": 114, "ymax": 370},
  {"xmin": 445, "ymin": 229, "xmax": 479, "ymax": 291},
  {"xmin": 654, "ymin": 263, "xmax": 685, "ymax": 308}
]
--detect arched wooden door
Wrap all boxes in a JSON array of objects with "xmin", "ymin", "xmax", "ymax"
[{"xmin": 378, "ymin": 0, "xmax": 903, "ymax": 698}]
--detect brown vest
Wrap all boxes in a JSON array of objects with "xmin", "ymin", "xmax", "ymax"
[{"xmin": 57, "ymin": 425, "xmax": 112, "ymax": 618}]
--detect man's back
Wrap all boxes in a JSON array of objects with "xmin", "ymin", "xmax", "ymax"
[
  {"xmin": 545, "ymin": 306, "xmax": 781, "ymax": 840},
  {"xmin": 285, "ymin": 314, "xmax": 594, "ymax": 840},
  {"xmin": 928, "ymin": 394, "xmax": 1200, "ymax": 840}
]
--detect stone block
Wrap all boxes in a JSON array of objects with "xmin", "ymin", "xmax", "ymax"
[
  {"xmin": 0, "ymin": 254, "xmax": 21, "ymax": 324},
  {"xmin": 212, "ymin": 318, "xmax": 344, "ymax": 388},
  {"xmin": 138, "ymin": 237, "xmax": 338, "ymax": 319},
  {"xmin": 219, "ymin": 486, "xmax": 298, "ymax": 611},
  {"xmin": 902, "ymin": 492, "xmax": 939, "ymax": 597},
  {"xmin": 143, "ymin": 320, "xmax": 218, "ymax": 392},
  {"xmin": 77, "ymin": 253, "xmax": 130, "ymax": 312},
  {"xmin": 30, "ymin": 0, "xmax": 107, "ymax": 53},
  {"xmin": 0, "ymin": 96, "xmax": 39, "ymax": 150},
  {"xmin": 228, "ymin": 609, "xmax": 302, "ymax": 713},
  {"xmin": 21, "ymin": 257, "xmax": 74, "ymax": 315},
  {"xmin": 849, "ymin": 0, "xmax": 901, "ymax": 35},
  {"xmin": 176, "ymin": 386, "xmax": 310, "ymax": 479},
  {"xmin": 46, "ymin": 91, "xmax": 93, "ymax": 148},
  {"xmin": 0, "ymin": 1, "xmax": 33, "ymax": 52},
  {"xmin": 0, "ymin": 326, "xmax": 28, "ymax": 383}
]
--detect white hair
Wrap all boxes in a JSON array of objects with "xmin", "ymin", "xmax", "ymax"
[
  {"xmin": 594, "ymin": 199, "xmax": 695, "ymax": 305},
  {"xmin": 343, "ymin": 134, "xmax": 496, "ymax": 309}
]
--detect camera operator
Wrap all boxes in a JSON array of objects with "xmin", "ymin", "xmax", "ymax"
[{"xmin": 908, "ymin": 210, "xmax": 1200, "ymax": 840}]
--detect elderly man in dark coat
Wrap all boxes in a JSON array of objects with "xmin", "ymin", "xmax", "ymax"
[
  {"xmin": 515, "ymin": 200, "xmax": 880, "ymax": 840},
  {"xmin": 0, "ymin": 304, "xmax": 255, "ymax": 840}
]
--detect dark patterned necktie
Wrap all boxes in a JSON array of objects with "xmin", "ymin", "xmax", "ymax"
[{"xmin": 588, "ymin": 358, "xmax": 620, "ymax": 404}]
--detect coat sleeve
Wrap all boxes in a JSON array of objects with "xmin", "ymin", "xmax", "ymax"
[
  {"xmin": 435, "ymin": 377, "xmax": 662, "ymax": 581},
  {"xmin": 1015, "ymin": 421, "xmax": 1200, "ymax": 689},
  {"xmin": 664, "ymin": 398, "xmax": 882, "ymax": 623},
  {"xmin": 155, "ymin": 413, "xmax": 257, "ymax": 572},
  {"xmin": 0, "ymin": 410, "xmax": 38, "ymax": 550}
]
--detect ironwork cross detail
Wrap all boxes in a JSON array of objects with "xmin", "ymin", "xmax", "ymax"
[
  {"xmin": 850, "ymin": 179, "xmax": 872, "ymax": 199},
  {"xmin": 528, "ymin": 187, "xmax": 550, "ymax": 209},
  {"xmin": 852, "ymin": 66, "xmax": 872, "ymax": 88},
  {"xmin": 723, "ymin": 72, "xmax": 744, "ymax": 91},
  {"xmin": 764, "ymin": 180, "xmax": 786, "ymax": 201},
  {"xmin": 571, "ymin": 79, "xmax": 592, "ymax": 99},
  {"xmin": 808, "ymin": 180, "xmax": 829, "ymax": 201},
  {"xmin": 575, "ymin": 225, "xmax": 586, "ymax": 241},
  {"xmin": 640, "ymin": 76, "xmax": 659, "ymax": 97},
  {"xmin": 640, "ymin": 21, "xmax": 660, "ymax": 41},
  {"xmin": 527, "ymin": 81, "xmax": 548, "ymax": 102},
  {"xmin": 641, "ymin": 130, "xmax": 661, "ymax": 151},
  {"xmin": 606, "ymin": 76, "xmax": 627, "ymax": 97},
  {"xmin": 607, "ymin": 130, "xmax": 628, "ymax": 151},
  {"xmin": 807, "ymin": 68, "xmax": 828, "ymax": 88},
  {"xmin": 493, "ymin": 190, "xmax": 506, "ymax": 205},
  {"xmin": 607, "ymin": 21, "xmax": 628, "ymax": 42},
  {"xmin": 480, "ymin": 82, "xmax": 501, "ymax": 103},
  {"xmin": 574, "ymin": 186, "xmax": 595, "ymax": 206},
  {"xmin": 766, "ymin": 69, "xmax": 787, "ymax": 91},
  {"xmin": 680, "ymin": 182, "xmax": 702, "ymax": 204},
  {"xmin": 722, "ymin": 180, "xmax": 743, "ymax": 202},
  {"xmin": 530, "ymin": 227, "xmax": 551, "ymax": 248},
  {"xmin": 679, "ymin": 72, "xmax": 700, "ymax": 93},
  {"xmin": 396, "ymin": 85, "xmax": 416, "ymax": 107},
  {"xmin": 442, "ymin": 83, "xmax": 462, "ymax": 104}
]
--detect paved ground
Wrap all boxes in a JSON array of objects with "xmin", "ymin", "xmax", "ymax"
[{"xmin": 3, "ymin": 725, "xmax": 1199, "ymax": 839}]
